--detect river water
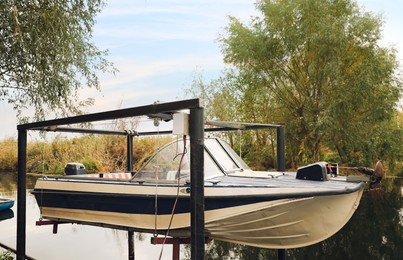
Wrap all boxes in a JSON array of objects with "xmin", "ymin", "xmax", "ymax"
[
  {"xmin": 0, "ymin": 172, "xmax": 402, "ymax": 260},
  {"xmin": 0, "ymin": 173, "xmax": 180, "ymax": 260}
]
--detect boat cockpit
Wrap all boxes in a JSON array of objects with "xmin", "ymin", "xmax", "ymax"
[{"xmin": 133, "ymin": 138, "xmax": 250, "ymax": 182}]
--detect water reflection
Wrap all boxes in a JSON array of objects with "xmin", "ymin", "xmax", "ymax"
[
  {"xmin": 0, "ymin": 173, "xmax": 177, "ymax": 260},
  {"xmin": 1, "ymin": 173, "xmax": 402, "ymax": 259}
]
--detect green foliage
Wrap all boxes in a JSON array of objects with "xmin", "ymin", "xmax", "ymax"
[
  {"xmin": 0, "ymin": 250, "xmax": 13, "ymax": 260},
  {"xmin": 195, "ymin": 0, "xmax": 402, "ymax": 168},
  {"xmin": 0, "ymin": 0, "xmax": 116, "ymax": 120}
]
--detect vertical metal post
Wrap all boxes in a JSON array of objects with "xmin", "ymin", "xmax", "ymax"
[
  {"xmin": 189, "ymin": 107, "xmax": 205, "ymax": 260},
  {"xmin": 127, "ymin": 134, "xmax": 135, "ymax": 260},
  {"xmin": 276, "ymin": 125, "xmax": 286, "ymax": 260},
  {"xmin": 17, "ymin": 129, "xmax": 27, "ymax": 260},
  {"xmin": 127, "ymin": 134, "xmax": 133, "ymax": 172},
  {"xmin": 276, "ymin": 126, "xmax": 285, "ymax": 171},
  {"xmin": 128, "ymin": 230, "xmax": 135, "ymax": 260}
]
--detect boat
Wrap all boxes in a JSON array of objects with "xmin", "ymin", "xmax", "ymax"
[
  {"xmin": 0, "ymin": 209, "xmax": 14, "ymax": 221},
  {"xmin": 0, "ymin": 198, "xmax": 14, "ymax": 211},
  {"xmin": 32, "ymin": 137, "xmax": 382, "ymax": 249}
]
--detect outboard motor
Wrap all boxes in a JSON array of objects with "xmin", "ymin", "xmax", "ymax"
[
  {"xmin": 356, "ymin": 160, "xmax": 385, "ymax": 188},
  {"xmin": 64, "ymin": 162, "xmax": 86, "ymax": 175}
]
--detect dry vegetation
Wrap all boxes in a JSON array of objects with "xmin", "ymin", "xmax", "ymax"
[{"xmin": 0, "ymin": 135, "xmax": 172, "ymax": 174}]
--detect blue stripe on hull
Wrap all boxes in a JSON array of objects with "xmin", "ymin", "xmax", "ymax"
[
  {"xmin": 32, "ymin": 190, "xmax": 279, "ymax": 215},
  {"xmin": 32, "ymin": 181, "xmax": 363, "ymax": 215}
]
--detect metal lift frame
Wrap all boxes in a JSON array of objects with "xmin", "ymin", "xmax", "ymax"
[{"xmin": 16, "ymin": 98, "xmax": 285, "ymax": 260}]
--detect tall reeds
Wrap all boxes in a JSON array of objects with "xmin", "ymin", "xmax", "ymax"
[{"xmin": 0, "ymin": 135, "xmax": 172, "ymax": 174}]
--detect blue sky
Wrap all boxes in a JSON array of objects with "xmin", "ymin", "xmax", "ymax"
[
  {"xmin": 1, "ymin": 0, "xmax": 402, "ymax": 139},
  {"xmin": 88, "ymin": 0, "xmax": 258, "ymax": 109}
]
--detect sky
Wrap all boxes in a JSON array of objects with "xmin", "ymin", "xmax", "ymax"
[{"xmin": 1, "ymin": 0, "xmax": 402, "ymax": 139}]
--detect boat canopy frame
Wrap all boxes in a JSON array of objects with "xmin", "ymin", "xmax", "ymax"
[{"xmin": 16, "ymin": 98, "xmax": 285, "ymax": 260}]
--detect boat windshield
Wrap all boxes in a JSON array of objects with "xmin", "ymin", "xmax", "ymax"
[
  {"xmin": 134, "ymin": 138, "xmax": 223, "ymax": 181},
  {"xmin": 204, "ymin": 138, "xmax": 250, "ymax": 173}
]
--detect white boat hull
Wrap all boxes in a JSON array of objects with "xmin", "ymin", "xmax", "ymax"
[
  {"xmin": 34, "ymin": 176, "xmax": 364, "ymax": 249},
  {"xmin": 206, "ymin": 189, "xmax": 363, "ymax": 248}
]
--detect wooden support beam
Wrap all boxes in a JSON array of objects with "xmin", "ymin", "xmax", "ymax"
[
  {"xmin": 35, "ymin": 220, "xmax": 70, "ymax": 234},
  {"xmin": 151, "ymin": 237, "xmax": 211, "ymax": 260}
]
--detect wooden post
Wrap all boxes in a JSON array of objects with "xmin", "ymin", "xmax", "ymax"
[{"xmin": 172, "ymin": 239, "xmax": 180, "ymax": 260}]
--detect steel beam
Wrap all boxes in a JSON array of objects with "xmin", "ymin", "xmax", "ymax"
[
  {"xmin": 18, "ymin": 99, "xmax": 200, "ymax": 130},
  {"xmin": 189, "ymin": 107, "xmax": 205, "ymax": 260},
  {"xmin": 127, "ymin": 135, "xmax": 133, "ymax": 172},
  {"xmin": 128, "ymin": 231, "xmax": 135, "ymax": 260},
  {"xmin": 17, "ymin": 129, "xmax": 27, "ymax": 260},
  {"xmin": 276, "ymin": 125, "xmax": 285, "ymax": 171},
  {"xmin": 276, "ymin": 125, "xmax": 286, "ymax": 260}
]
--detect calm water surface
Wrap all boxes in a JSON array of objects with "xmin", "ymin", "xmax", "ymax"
[
  {"xmin": 0, "ymin": 173, "xmax": 178, "ymax": 260},
  {"xmin": 0, "ymin": 172, "xmax": 402, "ymax": 260}
]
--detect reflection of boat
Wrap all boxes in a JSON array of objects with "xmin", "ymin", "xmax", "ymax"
[
  {"xmin": 32, "ymin": 138, "xmax": 372, "ymax": 249},
  {"xmin": 0, "ymin": 209, "xmax": 14, "ymax": 221},
  {"xmin": 0, "ymin": 198, "xmax": 14, "ymax": 211}
]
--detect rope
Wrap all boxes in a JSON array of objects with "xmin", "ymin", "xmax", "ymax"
[
  {"xmin": 158, "ymin": 135, "xmax": 187, "ymax": 260},
  {"xmin": 153, "ymin": 123, "xmax": 161, "ymax": 239},
  {"xmin": 153, "ymin": 164, "xmax": 159, "ymax": 239},
  {"xmin": 238, "ymin": 129, "xmax": 242, "ymax": 157},
  {"xmin": 38, "ymin": 134, "xmax": 47, "ymax": 218}
]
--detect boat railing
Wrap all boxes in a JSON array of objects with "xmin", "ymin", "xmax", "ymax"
[{"xmin": 43, "ymin": 174, "xmax": 134, "ymax": 183}]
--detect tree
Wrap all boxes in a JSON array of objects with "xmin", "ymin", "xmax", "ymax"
[
  {"xmin": 216, "ymin": 0, "xmax": 402, "ymax": 166},
  {"xmin": 0, "ymin": 0, "xmax": 115, "ymax": 121}
]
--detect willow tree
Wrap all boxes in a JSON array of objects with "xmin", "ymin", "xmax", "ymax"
[
  {"xmin": 0, "ymin": 0, "xmax": 115, "ymax": 120},
  {"xmin": 218, "ymin": 0, "xmax": 402, "ymax": 166}
]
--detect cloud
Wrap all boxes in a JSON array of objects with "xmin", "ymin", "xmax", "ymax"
[
  {"xmin": 94, "ymin": 0, "xmax": 258, "ymax": 43},
  {"xmin": 99, "ymin": 0, "xmax": 256, "ymax": 18},
  {"xmin": 84, "ymin": 52, "xmax": 223, "ymax": 111},
  {"xmin": 114, "ymin": 54, "xmax": 222, "ymax": 78}
]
